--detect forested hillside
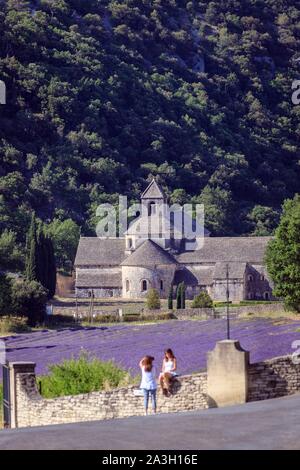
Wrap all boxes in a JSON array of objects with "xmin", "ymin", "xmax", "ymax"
[{"xmin": 0, "ymin": 0, "xmax": 300, "ymax": 254}]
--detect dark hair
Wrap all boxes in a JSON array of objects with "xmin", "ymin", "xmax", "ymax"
[
  {"xmin": 142, "ymin": 355, "xmax": 154, "ymax": 372},
  {"xmin": 164, "ymin": 349, "xmax": 175, "ymax": 361}
]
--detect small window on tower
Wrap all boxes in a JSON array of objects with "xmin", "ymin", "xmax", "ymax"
[
  {"xmin": 148, "ymin": 202, "xmax": 156, "ymax": 216},
  {"xmin": 141, "ymin": 280, "xmax": 148, "ymax": 292},
  {"xmin": 160, "ymin": 280, "xmax": 163, "ymax": 290}
]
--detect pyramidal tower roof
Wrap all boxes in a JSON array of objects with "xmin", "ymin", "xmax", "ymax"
[
  {"xmin": 141, "ymin": 179, "xmax": 165, "ymax": 200},
  {"xmin": 121, "ymin": 240, "xmax": 176, "ymax": 267}
]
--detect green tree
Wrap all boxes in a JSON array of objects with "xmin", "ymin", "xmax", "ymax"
[
  {"xmin": 0, "ymin": 230, "xmax": 23, "ymax": 271},
  {"xmin": 176, "ymin": 283, "xmax": 181, "ymax": 310},
  {"xmin": 48, "ymin": 218, "xmax": 80, "ymax": 271},
  {"xmin": 0, "ymin": 273, "xmax": 12, "ymax": 315},
  {"xmin": 191, "ymin": 291, "xmax": 213, "ymax": 308},
  {"xmin": 25, "ymin": 215, "xmax": 56, "ymax": 298},
  {"xmin": 265, "ymin": 195, "xmax": 300, "ymax": 312},
  {"xmin": 248, "ymin": 205, "xmax": 280, "ymax": 236},
  {"xmin": 11, "ymin": 279, "xmax": 47, "ymax": 326},
  {"xmin": 45, "ymin": 236, "xmax": 57, "ymax": 298},
  {"xmin": 168, "ymin": 285, "xmax": 173, "ymax": 310},
  {"xmin": 180, "ymin": 282, "xmax": 186, "ymax": 309},
  {"xmin": 146, "ymin": 288, "xmax": 161, "ymax": 310},
  {"xmin": 25, "ymin": 213, "xmax": 38, "ymax": 282}
]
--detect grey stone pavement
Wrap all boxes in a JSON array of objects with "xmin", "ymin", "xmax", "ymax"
[{"xmin": 1, "ymin": 394, "xmax": 300, "ymax": 450}]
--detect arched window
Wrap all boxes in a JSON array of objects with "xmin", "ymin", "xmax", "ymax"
[
  {"xmin": 126, "ymin": 280, "xmax": 130, "ymax": 292},
  {"xmin": 160, "ymin": 280, "xmax": 163, "ymax": 291},
  {"xmin": 260, "ymin": 274, "xmax": 265, "ymax": 281},
  {"xmin": 148, "ymin": 202, "xmax": 156, "ymax": 216},
  {"xmin": 248, "ymin": 274, "xmax": 254, "ymax": 282},
  {"xmin": 264, "ymin": 292, "xmax": 270, "ymax": 300},
  {"xmin": 141, "ymin": 280, "xmax": 148, "ymax": 292}
]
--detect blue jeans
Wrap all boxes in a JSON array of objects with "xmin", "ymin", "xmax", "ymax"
[{"xmin": 143, "ymin": 389, "xmax": 157, "ymax": 412}]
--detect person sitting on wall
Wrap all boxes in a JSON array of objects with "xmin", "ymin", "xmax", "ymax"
[{"xmin": 159, "ymin": 348, "xmax": 177, "ymax": 396}]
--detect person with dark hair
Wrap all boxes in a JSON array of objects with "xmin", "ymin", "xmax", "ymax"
[
  {"xmin": 159, "ymin": 349, "xmax": 177, "ymax": 396},
  {"xmin": 139, "ymin": 355, "xmax": 157, "ymax": 415}
]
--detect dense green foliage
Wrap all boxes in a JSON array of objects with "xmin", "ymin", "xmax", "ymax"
[
  {"xmin": 0, "ymin": 0, "xmax": 299, "ymax": 268},
  {"xmin": 191, "ymin": 291, "xmax": 213, "ymax": 308},
  {"xmin": 38, "ymin": 352, "xmax": 133, "ymax": 398},
  {"xmin": 47, "ymin": 218, "xmax": 80, "ymax": 271},
  {"xmin": 146, "ymin": 287, "xmax": 161, "ymax": 310},
  {"xmin": 25, "ymin": 213, "xmax": 56, "ymax": 297},
  {"xmin": 266, "ymin": 195, "xmax": 300, "ymax": 312},
  {"xmin": 12, "ymin": 278, "xmax": 47, "ymax": 325},
  {"xmin": 0, "ymin": 272, "xmax": 12, "ymax": 314}
]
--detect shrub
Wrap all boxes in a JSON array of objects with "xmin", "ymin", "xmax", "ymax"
[
  {"xmin": 191, "ymin": 291, "xmax": 213, "ymax": 308},
  {"xmin": 141, "ymin": 312, "xmax": 175, "ymax": 321},
  {"xmin": 11, "ymin": 279, "xmax": 48, "ymax": 326},
  {"xmin": 146, "ymin": 288, "xmax": 161, "ymax": 310},
  {"xmin": 38, "ymin": 352, "xmax": 133, "ymax": 398},
  {"xmin": 45, "ymin": 314, "xmax": 77, "ymax": 327},
  {"xmin": 0, "ymin": 316, "xmax": 31, "ymax": 334}
]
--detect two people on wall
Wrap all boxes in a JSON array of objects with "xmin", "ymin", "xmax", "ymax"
[{"xmin": 139, "ymin": 349, "xmax": 177, "ymax": 415}]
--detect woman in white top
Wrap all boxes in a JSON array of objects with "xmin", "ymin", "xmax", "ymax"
[
  {"xmin": 159, "ymin": 349, "xmax": 177, "ymax": 396},
  {"xmin": 139, "ymin": 356, "xmax": 157, "ymax": 415}
]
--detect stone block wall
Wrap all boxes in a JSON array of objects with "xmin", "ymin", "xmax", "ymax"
[
  {"xmin": 15, "ymin": 371, "xmax": 208, "ymax": 428},
  {"xmin": 248, "ymin": 355, "xmax": 300, "ymax": 402},
  {"xmin": 142, "ymin": 302, "xmax": 285, "ymax": 319},
  {"xmin": 9, "ymin": 353, "xmax": 300, "ymax": 429}
]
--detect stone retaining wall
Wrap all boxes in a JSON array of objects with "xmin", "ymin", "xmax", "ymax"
[
  {"xmin": 248, "ymin": 355, "xmax": 300, "ymax": 402},
  {"xmin": 15, "ymin": 371, "xmax": 208, "ymax": 428},
  {"xmin": 10, "ymin": 352, "xmax": 300, "ymax": 429},
  {"xmin": 143, "ymin": 302, "xmax": 285, "ymax": 319}
]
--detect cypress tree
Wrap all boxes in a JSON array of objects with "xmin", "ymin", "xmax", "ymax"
[
  {"xmin": 176, "ymin": 283, "xmax": 182, "ymax": 310},
  {"xmin": 168, "ymin": 285, "xmax": 173, "ymax": 310},
  {"xmin": 181, "ymin": 282, "xmax": 186, "ymax": 309},
  {"xmin": 25, "ymin": 213, "xmax": 38, "ymax": 281},
  {"xmin": 46, "ymin": 236, "xmax": 57, "ymax": 299},
  {"xmin": 25, "ymin": 215, "xmax": 56, "ymax": 299},
  {"xmin": 36, "ymin": 221, "xmax": 47, "ymax": 288}
]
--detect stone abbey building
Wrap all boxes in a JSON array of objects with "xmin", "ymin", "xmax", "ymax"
[{"xmin": 75, "ymin": 180, "xmax": 274, "ymax": 301}]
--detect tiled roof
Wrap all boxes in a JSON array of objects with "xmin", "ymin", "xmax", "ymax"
[
  {"xmin": 174, "ymin": 266, "xmax": 214, "ymax": 286},
  {"xmin": 74, "ymin": 238, "xmax": 126, "ymax": 266},
  {"xmin": 141, "ymin": 179, "xmax": 165, "ymax": 199},
  {"xmin": 176, "ymin": 237, "xmax": 272, "ymax": 264},
  {"xmin": 121, "ymin": 240, "xmax": 177, "ymax": 267},
  {"xmin": 76, "ymin": 270, "xmax": 122, "ymax": 288}
]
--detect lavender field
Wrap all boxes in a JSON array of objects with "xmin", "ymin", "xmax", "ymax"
[{"xmin": 2, "ymin": 318, "xmax": 300, "ymax": 377}]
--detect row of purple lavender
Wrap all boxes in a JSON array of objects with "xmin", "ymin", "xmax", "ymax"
[{"xmin": 2, "ymin": 317, "xmax": 300, "ymax": 377}]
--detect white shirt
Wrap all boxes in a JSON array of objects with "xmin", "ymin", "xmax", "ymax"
[
  {"xmin": 140, "ymin": 366, "xmax": 157, "ymax": 390},
  {"xmin": 163, "ymin": 359, "xmax": 177, "ymax": 376}
]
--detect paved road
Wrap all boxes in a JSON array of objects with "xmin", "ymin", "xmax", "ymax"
[{"xmin": 1, "ymin": 394, "xmax": 300, "ymax": 450}]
